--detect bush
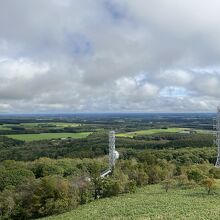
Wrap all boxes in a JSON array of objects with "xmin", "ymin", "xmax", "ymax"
[
  {"xmin": 130, "ymin": 169, "xmax": 148, "ymax": 186},
  {"xmin": 201, "ymin": 178, "xmax": 217, "ymax": 195},
  {"xmin": 0, "ymin": 176, "xmax": 80, "ymax": 219},
  {"xmin": 147, "ymin": 165, "xmax": 163, "ymax": 184},
  {"xmin": 125, "ymin": 180, "xmax": 137, "ymax": 193},
  {"xmin": 101, "ymin": 178, "xmax": 121, "ymax": 198},
  {"xmin": 0, "ymin": 167, "xmax": 35, "ymax": 191},
  {"xmin": 174, "ymin": 174, "xmax": 197, "ymax": 189},
  {"xmin": 187, "ymin": 169, "xmax": 205, "ymax": 183},
  {"xmin": 209, "ymin": 167, "xmax": 220, "ymax": 179},
  {"xmin": 80, "ymin": 187, "xmax": 94, "ymax": 204}
]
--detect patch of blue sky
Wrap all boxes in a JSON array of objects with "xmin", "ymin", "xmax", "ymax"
[
  {"xmin": 191, "ymin": 66, "xmax": 220, "ymax": 75},
  {"xmin": 104, "ymin": 0, "xmax": 125, "ymax": 21}
]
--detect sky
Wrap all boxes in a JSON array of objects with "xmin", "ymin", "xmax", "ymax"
[{"xmin": 0, "ymin": 0, "xmax": 220, "ymax": 113}]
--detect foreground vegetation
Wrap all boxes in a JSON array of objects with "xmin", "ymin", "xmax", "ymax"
[
  {"xmin": 0, "ymin": 113, "xmax": 217, "ymax": 219},
  {"xmin": 43, "ymin": 184, "xmax": 220, "ymax": 220},
  {"xmin": 5, "ymin": 132, "xmax": 92, "ymax": 142},
  {"xmin": 0, "ymin": 156, "xmax": 219, "ymax": 219}
]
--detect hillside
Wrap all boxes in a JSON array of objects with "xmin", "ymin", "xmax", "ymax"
[{"xmin": 43, "ymin": 184, "xmax": 220, "ymax": 220}]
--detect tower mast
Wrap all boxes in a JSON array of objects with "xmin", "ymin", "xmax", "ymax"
[
  {"xmin": 109, "ymin": 130, "xmax": 116, "ymax": 168},
  {"xmin": 215, "ymin": 107, "xmax": 220, "ymax": 168},
  {"xmin": 100, "ymin": 130, "xmax": 119, "ymax": 178}
]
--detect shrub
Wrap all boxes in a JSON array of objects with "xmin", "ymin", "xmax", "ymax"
[
  {"xmin": 209, "ymin": 167, "xmax": 220, "ymax": 179},
  {"xmin": 174, "ymin": 174, "xmax": 196, "ymax": 189},
  {"xmin": 125, "ymin": 180, "xmax": 137, "ymax": 193},
  {"xmin": 101, "ymin": 178, "xmax": 121, "ymax": 198},
  {"xmin": 201, "ymin": 178, "xmax": 217, "ymax": 195},
  {"xmin": 187, "ymin": 169, "xmax": 205, "ymax": 183}
]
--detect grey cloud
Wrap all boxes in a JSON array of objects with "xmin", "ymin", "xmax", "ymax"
[{"xmin": 0, "ymin": 0, "xmax": 220, "ymax": 112}]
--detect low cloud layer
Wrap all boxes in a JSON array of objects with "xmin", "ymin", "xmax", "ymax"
[{"xmin": 0, "ymin": 0, "xmax": 220, "ymax": 113}]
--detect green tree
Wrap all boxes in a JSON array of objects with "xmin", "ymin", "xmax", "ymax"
[{"xmin": 161, "ymin": 179, "xmax": 175, "ymax": 192}]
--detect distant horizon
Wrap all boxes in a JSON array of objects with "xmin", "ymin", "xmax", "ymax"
[{"xmin": 0, "ymin": 111, "xmax": 216, "ymax": 116}]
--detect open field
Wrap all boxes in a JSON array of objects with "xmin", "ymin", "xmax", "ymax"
[
  {"xmin": 6, "ymin": 132, "xmax": 91, "ymax": 142},
  {"xmin": 117, "ymin": 128, "xmax": 188, "ymax": 137},
  {"xmin": 43, "ymin": 184, "xmax": 220, "ymax": 220}
]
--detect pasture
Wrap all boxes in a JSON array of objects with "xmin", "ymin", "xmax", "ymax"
[
  {"xmin": 6, "ymin": 132, "xmax": 91, "ymax": 142},
  {"xmin": 117, "ymin": 127, "xmax": 188, "ymax": 138},
  {"xmin": 44, "ymin": 184, "xmax": 220, "ymax": 220}
]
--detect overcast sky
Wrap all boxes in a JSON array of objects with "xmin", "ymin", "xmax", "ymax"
[{"xmin": 0, "ymin": 0, "xmax": 220, "ymax": 113}]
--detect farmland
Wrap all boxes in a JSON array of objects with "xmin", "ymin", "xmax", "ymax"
[
  {"xmin": 44, "ymin": 184, "xmax": 220, "ymax": 220},
  {"xmin": 5, "ymin": 132, "xmax": 92, "ymax": 142},
  {"xmin": 0, "ymin": 122, "xmax": 81, "ymax": 131}
]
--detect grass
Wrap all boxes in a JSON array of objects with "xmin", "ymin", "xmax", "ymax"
[
  {"xmin": 43, "ymin": 184, "xmax": 220, "ymax": 220},
  {"xmin": 6, "ymin": 132, "xmax": 92, "ymax": 142},
  {"xmin": 117, "ymin": 128, "xmax": 187, "ymax": 138}
]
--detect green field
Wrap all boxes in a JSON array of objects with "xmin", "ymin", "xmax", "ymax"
[
  {"xmin": 6, "ymin": 132, "xmax": 91, "ymax": 142},
  {"xmin": 44, "ymin": 184, "xmax": 220, "ymax": 220},
  {"xmin": 117, "ymin": 128, "xmax": 188, "ymax": 138}
]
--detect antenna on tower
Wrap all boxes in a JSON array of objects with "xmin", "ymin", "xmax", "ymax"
[{"xmin": 214, "ymin": 107, "xmax": 220, "ymax": 168}]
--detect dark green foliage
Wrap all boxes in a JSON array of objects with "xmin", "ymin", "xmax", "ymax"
[
  {"xmin": 209, "ymin": 167, "xmax": 220, "ymax": 179},
  {"xmin": 0, "ymin": 136, "xmax": 24, "ymax": 149},
  {"xmin": 0, "ymin": 167, "xmax": 34, "ymax": 191},
  {"xmin": 187, "ymin": 169, "xmax": 205, "ymax": 183},
  {"xmin": 101, "ymin": 178, "xmax": 121, "ymax": 197},
  {"xmin": 30, "ymin": 158, "xmax": 64, "ymax": 178},
  {"xmin": 125, "ymin": 180, "xmax": 137, "ymax": 193},
  {"xmin": 0, "ymin": 176, "xmax": 80, "ymax": 219}
]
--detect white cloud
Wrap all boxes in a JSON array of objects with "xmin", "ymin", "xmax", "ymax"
[
  {"xmin": 0, "ymin": 58, "xmax": 49, "ymax": 80},
  {"xmin": 158, "ymin": 69, "xmax": 193, "ymax": 86},
  {"xmin": 0, "ymin": 0, "xmax": 220, "ymax": 112}
]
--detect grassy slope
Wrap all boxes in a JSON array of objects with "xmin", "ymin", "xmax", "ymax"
[
  {"xmin": 6, "ymin": 132, "xmax": 92, "ymax": 142},
  {"xmin": 43, "ymin": 185, "xmax": 220, "ymax": 220}
]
